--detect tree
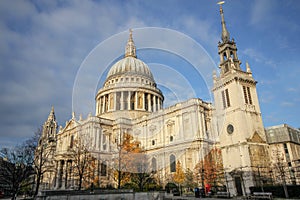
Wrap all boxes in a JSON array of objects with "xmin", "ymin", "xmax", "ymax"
[
  {"xmin": 32, "ymin": 127, "xmax": 56, "ymax": 196},
  {"xmin": 271, "ymin": 146, "xmax": 289, "ymax": 198},
  {"xmin": 130, "ymin": 152, "xmax": 153, "ymax": 191},
  {"xmin": 173, "ymin": 161, "xmax": 185, "ymax": 196},
  {"xmin": 69, "ymin": 137, "xmax": 93, "ymax": 190},
  {"xmin": 114, "ymin": 132, "xmax": 152, "ymax": 190},
  {"xmin": 0, "ymin": 146, "xmax": 34, "ymax": 200},
  {"xmin": 194, "ymin": 147, "xmax": 224, "ymax": 193},
  {"xmin": 184, "ymin": 168, "xmax": 197, "ymax": 191}
]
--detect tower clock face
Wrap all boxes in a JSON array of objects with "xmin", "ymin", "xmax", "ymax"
[{"xmin": 227, "ymin": 124, "xmax": 234, "ymax": 134}]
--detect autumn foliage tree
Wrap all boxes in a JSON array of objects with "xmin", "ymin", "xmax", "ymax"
[
  {"xmin": 173, "ymin": 161, "xmax": 185, "ymax": 195},
  {"xmin": 173, "ymin": 161, "xmax": 185, "ymax": 185},
  {"xmin": 184, "ymin": 168, "xmax": 197, "ymax": 190},
  {"xmin": 194, "ymin": 147, "xmax": 224, "ymax": 191},
  {"xmin": 114, "ymin": 133, "xmax": 151, "ymax": 190}
]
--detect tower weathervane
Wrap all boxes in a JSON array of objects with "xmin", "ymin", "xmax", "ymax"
[
  {"xmin": 217, "ymin": 1, "xmax": 225, "ymax": 6},
  {"xmin": 218, "ymin": 1, "xmax": 230, "ymax": 42}
]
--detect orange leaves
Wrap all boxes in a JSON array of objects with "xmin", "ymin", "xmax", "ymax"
[
  {"xmin": 194, "ymin": 147, "xmax": 224, "ymax": 187},
  {"xmin": 173, "ymin": 161, "xmax": 185, "ymax": 184}
]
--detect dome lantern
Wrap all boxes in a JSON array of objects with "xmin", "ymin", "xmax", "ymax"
[{"xmin": 125, "ymin": 29, "xmax": 136, "ymax": 58}]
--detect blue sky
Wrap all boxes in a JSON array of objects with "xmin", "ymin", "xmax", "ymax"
[{"xmin": 0, "ymin": 0, "xmax": 299, "ymax": 147}]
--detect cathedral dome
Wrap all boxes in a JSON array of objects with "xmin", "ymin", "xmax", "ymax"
[
  {"xmin": 106, "ymin": 56, "xmax": 154, "ymax": 81},
  {"xmin": 95, "ymin": 30, "xmax": 164, "ymax": 119}
]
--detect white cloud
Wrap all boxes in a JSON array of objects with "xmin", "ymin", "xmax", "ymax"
[
  {"xmin": 242, "ymin": 48, "xmax": 276, "ymax": 68},
  {"xmin": 0, "ymin": 0, "xmax": 299, "ymax": 147},
  {"xmin": 281, "ymin": 102, "xmax": 294, "ymax": 107},
  {"xmin": 250, "ymin": 0, "xmax": 274, "ymax": 26}
]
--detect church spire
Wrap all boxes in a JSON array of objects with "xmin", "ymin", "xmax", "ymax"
[
  {"xmin": 218, "ymin": 1, "xmax": 230, "ymax": 43},
  {"xmin": 42, "ymin": 106, "xmax": 57, "ymax": 142},
  {"xmin": 125, "ymin": 29, "xmax": 137, "ymax": 58},
  {"xmin": 47, "ymin": 106, "xmax": 56, "ymax": 121}
]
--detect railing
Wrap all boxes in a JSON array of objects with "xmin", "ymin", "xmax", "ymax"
[
  {"xmin": 250, "ymin": 192, "xmax": 272, "ymax": 200},
  {"xmin": 216, "ymin": 191, "xmax": 231, "ymax": 198}
]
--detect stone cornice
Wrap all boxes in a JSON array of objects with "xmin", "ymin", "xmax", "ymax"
[{"xmin": 213, "ymin": 73, "xmax": 257, "ymax": 91}]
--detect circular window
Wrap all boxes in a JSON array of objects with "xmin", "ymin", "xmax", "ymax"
[{"xmin": 227, "ymin": 124, "xmax": 234, "ymax": 134}]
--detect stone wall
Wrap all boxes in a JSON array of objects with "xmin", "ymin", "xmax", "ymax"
[{"xmin": 36, "ymin": 190, "xmax": 166, "ymax": 200}]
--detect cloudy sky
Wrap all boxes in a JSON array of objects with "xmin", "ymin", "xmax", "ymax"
[{"xmin": 0, "ymin": 0, "xmax": 299, "ymax": 148}]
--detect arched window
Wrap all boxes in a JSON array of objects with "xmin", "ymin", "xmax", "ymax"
[
  {"xmin": 170, "ymin": 154, "xmax": 176, "ymax": 172},
  {"xmin": 230, "ymin": 51, "xmax": 234, "ymax": 59},
  {"xmin": 152, "ymin": 157, "xmax": 157, "ymax": 173},
  {"xmin": 223, "ymin": 52, "xmax": 227, "ymax": 61}
]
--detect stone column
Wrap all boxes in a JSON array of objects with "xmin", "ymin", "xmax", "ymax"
[
  {"xmin": 102, "ymin": 95, "xmax": 106, "ymax": 113},
  {"xmin": 148, "ymin": 94, "xmax": 152, "ymax": 112},
  {"xmin": 95, "ymin": 128, "xmax": 99, "ymax": 151},
  {"xmin": 55, "ymin": 161, "xmax": 60, "ymax": 189},
  {"xmin": 134, "ymin": 91, "xmax": 137, "ymax": 110},
  {"xmin": 61, "ymin": 160, "xmax": 66, "ymax": 189},
  {"xmin": 95, "ymin": 98, "xmax": 99, "ymax": 115},
  {"xmin": 153, "ymin": 95, "xmax": 157, "ymax": 112},
  {"xmin": 142, "ymin": 92, "xmax": 145, "ymax": 110},
  {"xmin": 201, "ymin": 112, "xmax": 206, "ymax": 139},
  {"xmin": 99, "ymin": 98, "xmax": 102, "ymax": 114},
  {"xmin": 113, "ymin": 92, "xmax": 117, "ymax": 111},
  {"xmin": 56, "ymin": 160, "xmax": 64, "ymax": 189},
  {"xmin": 157, "ymin": 97, "xmax": 161, "ymax": 111},
  {"xmin": 107, "ymin": 94, "xmax": 111, "ymax": 111},
  {"xmin": 120, "ymin": 91, "xmax": 124, "ymax": 110},
  {"xmin": 128, "ymin": 91, "xmax": 131, "ymax": 110},
  {"xmin": 177, "ymin": 114, "xmax": 183, "ymax": 139}
]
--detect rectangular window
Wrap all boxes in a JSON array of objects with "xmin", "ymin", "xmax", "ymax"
[
  {"xmin": 247, "ymin": 87, "xmax": 252, "ymax": 104},
  {"xmin": 70, "ymin": 135, "xmax": 74, "ymax": 149},
  {"xmin": 170, "ymin": 155, "xmax": 176, "ymax": 172},
  {"xmin": 225, "ymin": 89, "xmax": 230, "ymax": 107},
  {"xmin": 283, "ymin": 143, "xmax": 289, "ymax": 154},
  {"xmin": 221, "ymin": 89, "xmax": 231, "ymax": 108},
  {"xmin": 243, "ymin": 86, "xmax": 253, "ymax": 105},
  {"xmin": 221, "ymin": 91, "xmax": 226, "ymax": 108},
  {"xmin": 243, "ymin": 86, "xmax": 248, "ymax": 104}
]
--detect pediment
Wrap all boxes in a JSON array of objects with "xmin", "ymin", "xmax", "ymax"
[
  {"xmin": 62, "ymin": 119, "xmax": 80, "ymax": 132},
  {"xmin": 248, "ymin": 131, "xmax": 265, "ymax": 143}
]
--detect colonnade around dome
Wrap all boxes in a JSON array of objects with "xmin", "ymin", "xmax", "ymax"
[{"xmin": 96, "ymin": 90, "xmax": 163, "ymax": 115}]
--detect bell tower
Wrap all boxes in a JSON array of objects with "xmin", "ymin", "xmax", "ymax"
[
  {"xmin": 42, "ymin": 106, "xmax": 57, "ymax": 143},
  {"xmin": 213, "ymin": 2, "xmax": 270, "ymax": 196}
]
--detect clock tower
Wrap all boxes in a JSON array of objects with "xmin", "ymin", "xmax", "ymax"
[{"xmin": 212, "ymin": 3, "xmax": 270, "ymax": 196}]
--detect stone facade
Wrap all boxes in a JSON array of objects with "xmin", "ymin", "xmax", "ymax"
[
  {"xmin": 265, "ymin": 124, "xmax": 300, "ymax": 185},
  {"xmin": 211, "ymin": 4, "xmax": 270, "ymax": 196},
  {"xmin": 35, "ymin": 5, "xmax": 295, "ymax": 197}
]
